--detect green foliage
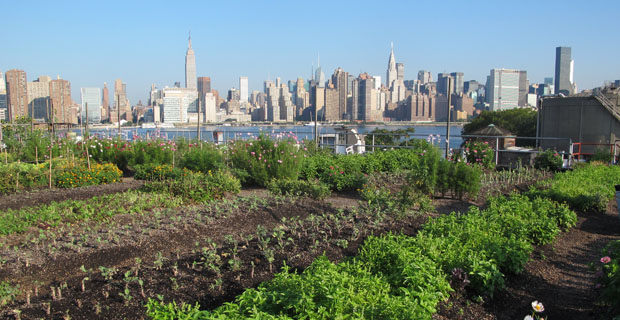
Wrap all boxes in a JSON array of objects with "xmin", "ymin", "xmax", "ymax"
[
  {"xmin": 143, "ymin": 170, "xmax": 240, "ymax": 203},
  {"xmin": 146, "ymin": 299, "xmax": 205, "ymax": 320},
  {"xmin": 462, "ymin": 108, "xmax": 537, "ymax": 147},
  {"xmin": 461, "ymin": 140, "xmax": 495, "ymax": 169},
  {"xmin": 418, "ymin": 159, "xmax": 481, "ymax": 200},
  {"xmin": 179, "ymin": 145, "xmax": 224, "ymax": 173},
  {"xmin": 86, "ymin": 138, "xmax": 175, "ymax": 173},
  {"xmin": 267, "ymin": 179, "xmax": 331, "ymax": 200},
  {"xmin": 0, "ymin": 281, "xmax": 19, "ymax": 307},
  {"xmin": 0, "ymin": 190, "xmax": 184, "ymax": 235},
  {"xmin": 229, "ymin": 135, "xmax": 304, "ymax": 186},
  {"xmin": 591, "ymin": 148, "xmax": 613, "ymax": 163},
  {"xmin": 55, "ymin": 163, "xmax": 123, "ymax": 188},
  {"xmin": 593, "ymin": 240, "xmax": 620, "ymax": 317},
  {"xmin": 528, "ymin": 163, "xmax": 620, "ymax": 213},
  {"xmin": 134, "ymin": 164, "xmax": 183, "ymax": 181},
  {"xmin": 0, "ymin": 162, "xmax": 48, "ymax": 194},
  {"xmin": 367, "ymin": 127, "xmax": 416, "ymax": 147},
  {"xmin": 534, "ymin": 149, "xmax": 563, "ymax": 171}
]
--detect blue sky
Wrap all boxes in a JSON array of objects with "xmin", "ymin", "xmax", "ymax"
[{"xmin": 1, "ymin": 0, "xmax": 619, "ymax": 104}]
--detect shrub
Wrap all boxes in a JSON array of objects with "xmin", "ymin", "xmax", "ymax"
[
  {"xmin": 0, "ymin": 163, "xmax": 48, "ymax": 194},
  {"xmin": 55, "ymin": 163, "xmax": 122, "ymax": 188},
  {"xmin": 134, "ymin": 164, "xmax": 182, "ymax": 181},
  {"xmin": 462, "ymin": 140, "xmax": 495, "ymax": 169},
  {"xmin": 534, "ymin": 149, "xmax": 563, "ymax": 171},
  {"xmin": 229, "ymin": 135, "xmax": 304, "ymax": 186},
  {"xmin": 143, "ymin": 170, "xmax": 240, "ymax": 203},
  {"xmin": 179, "ymin": 144, "xmax": 224, "ymax": 173},
  {"xmin": 267, "ymin": 179, "xmax": 331, "ymax": 200}
]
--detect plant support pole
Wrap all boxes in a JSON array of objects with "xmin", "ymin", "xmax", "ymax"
[{"xmin": 445, "ymin": 81, "xmax": 452, "ymax": 159}]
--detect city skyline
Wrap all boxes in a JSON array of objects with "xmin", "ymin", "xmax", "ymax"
[{"xmin": 1, "ymin": 0, "xmax": 619, "ymax": 104}]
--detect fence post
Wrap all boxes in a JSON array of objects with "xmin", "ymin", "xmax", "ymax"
[
  {"xmin": 48, "ymin": 147, "xmax": 52, "ymax": 189},
  {"xmin": 496, "ymin": 137, "xmax": 499, "ymax": 165}
]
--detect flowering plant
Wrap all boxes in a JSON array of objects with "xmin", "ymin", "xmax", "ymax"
[
  {"xmin": 461, "ymin": 140, "xmax": 495, "ymax": 169},
  {"xmin": 534, "ymin": 149, "xmax": 563, "ymax": 171},
  {"xmin": 592, "ymin": 240, "xmax": 620, "ymax": 316}
]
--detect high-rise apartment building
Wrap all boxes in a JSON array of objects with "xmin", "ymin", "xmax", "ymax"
[
  {"xmin": 386, "ymin": 43, "xmax": 397, "ymax": 88},
  {"xmin": 358, "ymin": 74, "xmax": 375, "ymax": 121},
  {"xmin": 488, "ymin": 68, "xmax": 521, "ymax": 111},
  {"xmin": 81, "ymin": 87, "xmax": 102, "ymax": 124},
  {"xmin": 555, "ymin": 47, "xmax": 573, "ymax": 95},
  {"xmin": 49, "ymin": 78, "xmax": 75, "ymax": 124},
  {"xmin": 27, "ymin": 76, "xmax": 51, "ymax": 121},
  {"xmin": 239, "ymin": 76, "xmax": 248, "ymax": 102},
  {"xmin": 324, "ymin": 86, "xmax": 339, "ymax": 121},
  {"xmin": 518, "ymin": 70, "xmax": 528, "ymax": 107},
  {"xmin": 5, "ymin": 69, "xmax": 28, "ymax": 121},
  {"xmin": 0, "ymin": 71, "xmax": 6, "ymax": 121},
  {"xmin": 185, "ymin": 34, "xmax": 197, "ymax": 89}
]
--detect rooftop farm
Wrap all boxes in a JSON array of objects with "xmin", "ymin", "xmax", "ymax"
[{"xmin": 0, "ymin": 127, "xmax": 619, "ymax": 319}]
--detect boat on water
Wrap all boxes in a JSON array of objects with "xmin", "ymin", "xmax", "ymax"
[{"xmin": 304, "ymin": 122, "xmax": 321, "ymax": 126}]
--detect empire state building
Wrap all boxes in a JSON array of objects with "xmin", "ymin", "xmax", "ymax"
[{"xmin": 185, "ymin": 34, "xmax": 197, "ymax": 89}]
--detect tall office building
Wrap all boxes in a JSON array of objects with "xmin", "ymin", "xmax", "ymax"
[
  {"xmin": 185, "ymin": 34, "xmax": 197, "ymax": 89},
  {"xmin": 437, "ymin": 73, "xmax": 453, "ymax": 96},
  {"xmin": 81, "ymin": 87, "xmax": 102, "ymax": 124},
  {"xmin": 358, "ymin": 74, "xmax": 375, "ymax": 121},
  {"xmin": 5, "ymin": 69, "xmax": 29, "ymax": 121},
  {"xmin": 162, "ymin": 88, "xmax": 197, "ymax": 123},
  {"xmin": 197, "ymin": 76, "xmax": 211, "ymax": 114},
  {"xmin": 27, "ymin": 76, "xmax": 51, "ymax": 121},
  {"xmin": 396, "ymin": 63, "xmax": 405, "ymax": 81},
  {"xmin": 113, "ymin": 79, "xmax": 131, "ymax": 122},
  {"xmin": 554, "ymin": 47, "xmax": 573, "ymax": 95},
  {"xmin": 518, "ymin": 70, "xmax": 528, "ymax": 107},
  {"xmin": 450, "ymin": 72, "xmax": 464, "ymax": 94},
  {"xmin": 204, "ymin": 92, "xmax": 217, "ymax": 122},
  {"xmin": 49, "ymin": 77, "xmax": 74, "ymax": 124},
  {"xmin": 488, "ymin": 68, "xmax": 521, "ymax": 111},
  {"xmin": 239, "ymin": 76, "xmax": 248, "ymax": 102},
  {"xmin": 314, "ymin": 55, "xmax": 325, "ymax": 87},
  {"xmin": 332, "ymin": 68, "xmax": 348, "ymax": 119},
  {"xmin": 418, "ymin": 70, "xmax": 432, "ymax": 84},
  {"xmin": 386, "ymin": 43, "xmax": 397, "ymax": 88}
]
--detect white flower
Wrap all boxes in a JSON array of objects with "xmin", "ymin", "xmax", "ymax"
[
  {"xmin": 524, "ymin": 316, "xmax": 534, "ymax": 320},
  {"xmin": 531, "ymin": 300, "xmax": 544, "ymax": 313}
]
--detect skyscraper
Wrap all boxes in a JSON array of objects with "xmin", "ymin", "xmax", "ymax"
[
  {"xmin": 27, "ymin": 76, "xmax": 51, "ymax": 121},
  {"xmin": 555, "ymin": 46, "xmax": 573, "ymax": 95},
  {"xmin": 185, "ymin": 33, "xmax": 197, "ymax": 89},
  {"xmin": 450, "ymin": 72, "xmax": 464, "ymax": 94},
  {"xmin": 81, "ymin": 87, "xmax": 102, "ymax": 124},
  {"xmin": 331, "ymin": 68, "xmax": 348, "ymax": 119},
  {"xmin": 437, "ymin": 73, "xmax": 453, "ymax": 96},
  {"xmin": 239, "ymin": 76, "xmax": 249, "ymax": 102},
  {"xmin": 5, "ymin": 69, "xmax": 29, "ymax": 121},
  {"xmin": 417, "ymin": 70, "xmax": 431, "ymax": 84},
  {"xmin": 197, "ymin": 77, "xmax": 211, "ymax": 115},
  {"xmin": 113, "ymin": 79, "xmax": 131, "ymax": 122},
  {"xmin": 386, "ymin": 43, "xmax": 397, "ymax": 88},
  {"xmin": 396, "ymin": 63, "xmax": 405, "ymax": 81},
  {"xmin": 49, "ymin": 77, "xmax": 74, "ymax": 124},
  {"xmin": 314, "ymin": 55, "xmax": 325, "ymax": 87},
  {"xmin": 488, "ymin": 68, "xmax": 521, "ymax": 111},
  {"xmin": 0, "ymin": 71, "xmax": 6, "ymax": 121}
]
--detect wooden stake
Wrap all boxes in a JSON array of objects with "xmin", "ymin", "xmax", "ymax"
[
  {"xmin": 48, "ymin": 147, "xmax": 52, "ymax": 189},
  {"xmin": 86, "ymin": 144, "xmax": 91, "ymax": 171},
  {"xmin": 35, "ymin": 146, "xmax": 38, "ymax": 165}
]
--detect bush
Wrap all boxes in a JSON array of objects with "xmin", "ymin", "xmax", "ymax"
[
  {"xmin": 0, "ymin": 163, "xmax": 48, "ymax": 194},
  {"xmin": 179, "ymin": 144, "xmax": 224, "ymax": 173},
  {"xmin": 143, "ymin": 170, "xmax": 240, "ymax": 203},
  {"xmin": 534, "ymin": 149, "xmax": 563, "ymax": 171},
  {"xmin": 229, "ymin": 135, "xmax": 304, "ymax": 186},
  {"xmin": 267, "ymin": 179, "xmax": 331, "ymax": 199},
  {"xmin": 134, "ymin": 164, "xmax": 182, "ymax": 181},
  {"xmin": 55, "ymin": 163, "xmax": 122, "ymax": 188},
  {"xmin": 462, "ymin": 140, "xmax": 495, "ymax": 169}
]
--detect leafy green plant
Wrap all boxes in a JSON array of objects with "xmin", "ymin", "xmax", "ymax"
[
  {"xmin": 179, "ymin": 144, "xmax": 224, "ymax": 173},
  {"xmin": 461, "ymin": 140, "xmax": 495, "ymax": 169},
  {"xmin": 0, "ymin": 281, "xmax": 19, "ymax": 307},
  {"xmin": 55, "ymin": 163, "xmax": 122, "ymax": 188},
  {"xmin": 267, "ymin": 178, "xmax": 331, "ymax": 200},
  {"xmin": 593, "ymin": 240, "xmax": 620, "ymax": 317},
  {"xmin": 143, "ymin": 169, "xmax": 240, "ymax": 203},
  {"xmin": 134, "ymin": 164, "xmax": 182, "ymax": 181},
  {"xmin": 534, "ymin": 149, "xmax": 563, "ymax": 171}
]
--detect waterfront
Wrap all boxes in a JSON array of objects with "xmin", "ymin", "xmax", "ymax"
[{"xmin": 80, "ymin": 123, "xmax": 465, "ymax": 151}]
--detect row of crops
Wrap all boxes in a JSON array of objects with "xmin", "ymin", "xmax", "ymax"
[{"xmin": 145, "ymin": 164, "xmax": 620, "ymax": 319}]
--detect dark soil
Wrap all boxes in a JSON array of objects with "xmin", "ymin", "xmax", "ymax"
[{"xmin": 0, "ymin": 178, "xmax": 144, "ymax": 211}]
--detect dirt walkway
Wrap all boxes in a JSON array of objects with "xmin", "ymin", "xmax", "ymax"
[{"xmin": 436, "ymin": 201, "xmax": 620, "ymax": 320}]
